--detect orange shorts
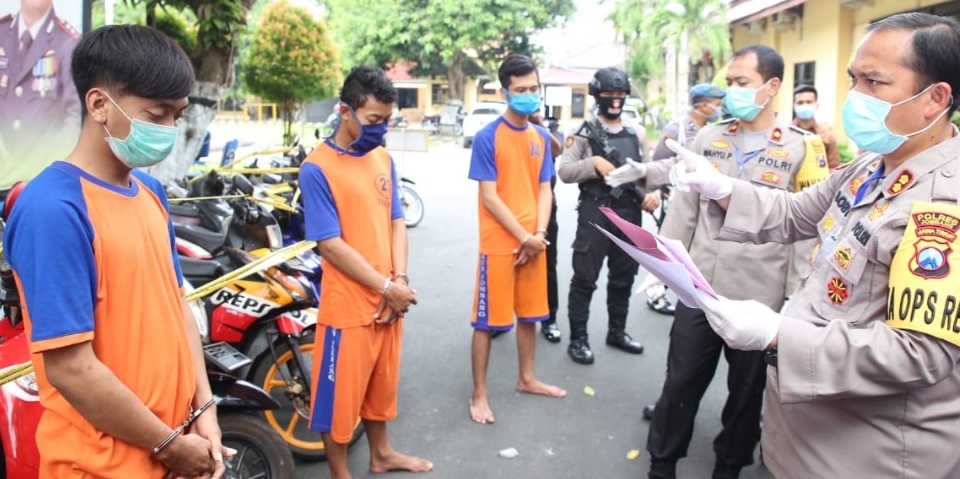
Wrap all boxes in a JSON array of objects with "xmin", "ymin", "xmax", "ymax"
[
  {"xmin": 308, "ymin": 321, "xmax": 402, "ymax": 443},
  {"xmin": 471, "ymin": 252, "xmax": 549, "ymax": 331}
]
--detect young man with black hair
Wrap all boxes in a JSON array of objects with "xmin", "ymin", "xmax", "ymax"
[
  {"xmin": 467, "ymin": 54, "xmax": 566, "ymax": 425},
  {"xmin": 3, "ymin": 25, "xmax": 228, "ymax": 479},
  {"xmin": 301, "ymin": 65, "xmax": 431, "ymax": 479},
  {"xmin": 793, "ymin": 84, "xmax": 841, "ymax": 169}
]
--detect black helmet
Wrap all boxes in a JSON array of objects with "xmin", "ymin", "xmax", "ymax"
[{"xmin": 589, "ymin": 67, "xmax": 631, "ymax": 97}]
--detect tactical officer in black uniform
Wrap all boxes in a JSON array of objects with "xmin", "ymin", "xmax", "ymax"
[{"xmin": 556, "ymin": 67, "xmax": 659, "ymax": 364}]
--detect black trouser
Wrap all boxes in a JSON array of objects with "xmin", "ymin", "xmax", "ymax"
[
  {"xmin": 567, "ymin": 195, "xmax": 641, "ymax": 340},
  {"xmin": 546, "ymin": 199, "xmax": 559, "ymax": 324},
  {"xmin": 646, "ymin": 302, "xmax": 767, "ymax": 467}
]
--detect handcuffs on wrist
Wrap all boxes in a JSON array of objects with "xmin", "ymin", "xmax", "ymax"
[{"xmin": 151, "ymin": 396, "xmax": 219, "ymax": 456}]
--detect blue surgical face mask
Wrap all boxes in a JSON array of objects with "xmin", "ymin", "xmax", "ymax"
[
  {"xmin": 842, "ymin": 85, "xmax": 948, "ymax": 155},
  {"xmin": 504, "ymin": 90, "xmax": 541, "ymax": 116},
  {"xmin": 794, "ymin": 104, "xmax": 817, "ymax": 121},
  {"xmin": 723, "ymin": 80, "xmax": 771, "ymax": 121},
  {"xmin": 346, "ymin": 106, "xmax": 389, "ymax": 154},
  {"xmin": 102, "ymin": 92, "xmax": 179, "ymax": 168}
]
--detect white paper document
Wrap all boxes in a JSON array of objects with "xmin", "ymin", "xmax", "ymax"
[{"xmin": 593, "ymin": 207, "xmax": 717, "ymax": 307}]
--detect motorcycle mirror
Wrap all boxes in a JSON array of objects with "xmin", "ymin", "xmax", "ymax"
[
  {"xmin": 232, "ymin": 174, "xmax": 255, "ymax": 195},
  {"xmin": 314, "ymin": 128, "xmax": 321, "ymax": 140}
]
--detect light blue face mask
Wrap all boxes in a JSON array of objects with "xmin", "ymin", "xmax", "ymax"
[
  {"xmin": 504, "ymin": 90, "xmax": 541, "ymax": 116},
  {"xmin": 794, "ymin": 104, "xmax": 817, "ymax": 121},
  {"xmin": 842, "ymin": 85, "xmax": 949, "ymax": 155},
  {"xmin": 103, "ymin": 92, "xmax": 180, "ymax": 168},
  {"xmin": 723, "ymin": 81, "xmax": 771, "ymax": 121}
]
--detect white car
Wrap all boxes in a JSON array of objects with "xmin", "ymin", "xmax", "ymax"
[{"xmin": 462, "ymin": 101, "xmax": 508, "ymax": 148}]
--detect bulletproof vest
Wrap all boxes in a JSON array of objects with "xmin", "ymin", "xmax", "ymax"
[{"xmin": 581, "ymin": 123, "xmax": 642, "ymax": 199}]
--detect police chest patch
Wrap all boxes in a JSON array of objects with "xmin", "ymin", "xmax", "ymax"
[
  {"xmin": 887, "ymin": 170, "xmax": 914, "ymax": 196},
  {"xmin": 711, "ymin": 140, "xmax": 729, "ymax": 149},
  {"xmin": 761, "ymin": 171, "xmax": 781, "ymax": 184},
  {"xmin": 869, "ymin": 202, "xmax": 889, "ymax": 221},
  {"xmin": 822, "ymin": 215, "xmax": 835, "ymax": 233},
  {"xmin": 828, "ymin": 277, "xmax": 849, "ymax": 305},
  {"xmin": 849, "ymin": 177, "xmax": 864, "ymax": 196},
  {"xmin": 767, "ymin": 148, "xmax": 789, "ymax": 159},
  {"xmin": 835, "ymin": 247, "xmax": 852, "ymax": 271}
]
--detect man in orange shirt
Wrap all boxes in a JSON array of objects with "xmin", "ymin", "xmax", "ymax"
[
  {"xmin": 468, "ymin": 54, "xmax": 567, "ymax": 425},
  {"xmin": 3, "ymin": 25, "xmax": 227, "ymax": 478},
  {"xmin": 302, "ymin": 66, "xmax": 431, "ymax": 479}
]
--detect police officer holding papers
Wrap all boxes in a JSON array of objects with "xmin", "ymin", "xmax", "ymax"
[
  {"xmin": 668, "ymin": 12, "xmax": 960, "ymax": 479},
  {"xmin": 606, "ymin": 44, "xmax": 829, "ymax": 479}
]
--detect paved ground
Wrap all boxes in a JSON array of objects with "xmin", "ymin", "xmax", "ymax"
[{"xmin": 292, "ymin": 138, "xmax": 777, "ymax": 479}]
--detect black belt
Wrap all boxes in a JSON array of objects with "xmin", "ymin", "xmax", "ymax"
[{"xmin": 764, "ymin": 349, "xmax": 778, "ymax": 368}]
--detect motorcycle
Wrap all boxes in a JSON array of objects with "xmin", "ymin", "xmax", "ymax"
[
  {"xmin": 171, "ymin": 173, "xmax": 364, "ymax": 461},
  {"xmin": 0, "ymin": 185, "xmax": 295, "ymax": 478}
]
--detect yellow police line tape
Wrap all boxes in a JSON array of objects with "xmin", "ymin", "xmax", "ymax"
[
  {"xmin": 221, "ymin": 147, "xmax": 294, "ymax": 170},
  {"xmin": 167, "ymin": 193, "xmax": 298, "ymax": 213},
  {"xmin": 184, "ymin": 240, "xmax": 317, "ymax": 302},
  {"xmin": 0, "ymin": 361, "xmax": 34, "ymax": 386}
]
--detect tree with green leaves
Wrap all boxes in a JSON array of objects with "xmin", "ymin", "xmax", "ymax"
[
  {"xmin": 242, "ymin": 0, "xmax": 341, "ymax": 145},
  {"xmin": 96, "ymin": 0, "xmax": 256, "ymax": 183},
  {"xmin": 612, "ymin": 0, "xmax": 730, "ymax": 84},
  {"xmin": 328, "ymin": 0, "xmax": 575, "ymax": 100}
]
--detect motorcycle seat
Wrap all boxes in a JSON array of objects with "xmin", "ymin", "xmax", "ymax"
[
  {"xmin": 175, "ymin": 224, "xmax": 226, "ymax": 255},
  {"xmin": 169, "ymin": 202, "xmax": 201, "ymax": 218},
  {"xmin": 180, "ymin": 256, "xmax": 227, "ymax": 284}
]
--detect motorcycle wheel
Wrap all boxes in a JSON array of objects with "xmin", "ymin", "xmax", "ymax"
[
  {"xmin": 220, "ymin": 413, "xmax": 295, "ymax": 479},
  {"xmin": 251, "ymin": 332, "xmax": 365, "ymax": 461},
  {"xmin": 400, "ymin": 185, "xmax": 424, "ymax": 228},
  {"xmin": 453, "ymin": 123, "xmax": 463, "ymax": 136}
]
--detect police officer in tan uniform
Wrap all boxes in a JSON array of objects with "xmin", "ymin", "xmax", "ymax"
[
  {"xmin": 670, "ymin": 12, "xmax": 960, "ymax": 479},
  {"xmin": 607, "ymin": 45, "xmax": 828, "ymax": 479},
  {"xmin": 0, "ymin": 0, "xmax": 81, "ymax": 188}
]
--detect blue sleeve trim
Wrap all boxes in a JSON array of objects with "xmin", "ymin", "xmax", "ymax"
[
  {"xmin": 301, "ymin": 162, "xmax": 342, "ymax": 242},
  {"xmin": 390, "ymin": 159, "xmax": 404, "ymax": 221},
  {"xmin": 133, "ymin": 170, "xmax": 183, "ymax": 288},
  {"xmin": 468, "ymin": 121, "xmax": 499, "ymax": 181},
  {"xmin": 3, "ymin": 169, "xmax": 97, "ymax": 343},
  {"xmin": 537, "ymin": 126, "xmax": 555, "ymax": 183}
]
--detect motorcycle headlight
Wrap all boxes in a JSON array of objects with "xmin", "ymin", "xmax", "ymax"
[
  {"xmin": 14, "ymin": 372, "xmax": 38, "ymax": 395},
  {"xmin": 267, "ymin": 224, "xmax": 283, "ymax": 249}
]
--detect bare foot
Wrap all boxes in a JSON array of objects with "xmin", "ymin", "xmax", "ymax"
[
  {"xmin": 469, "ymin": 397, "xmax": 495, "ymax": 424},
  {"xmin": 370, "ymin": 450, "xmax": 434, "ymax": 474},
  {"xmin": 517, "ymin": 379, "xmax": 567, "ymax": 398}
]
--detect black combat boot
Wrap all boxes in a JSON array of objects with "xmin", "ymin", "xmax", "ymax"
[
  {"xmin": 567, "ymin": 316, "xmax": 594, "ymax": 364},
  {"xmin": 712, "ymin": 460, "xmax": 742, "ymax": 479},
  {"xmin": 642, "ymin": 403, "xmax": 655, "ymax": 420},
  {"xmin": 606, "ymin": 317, "xmax": 644, "ymax": 354},
  {"xmin": 541, "ymin": 310, "xmax": 561, "ymax": 343},
  {"xmin": 648, "ymin": 459, "xmax": 677, "ymax": 479}
]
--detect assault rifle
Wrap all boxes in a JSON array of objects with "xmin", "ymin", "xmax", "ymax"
[{"xmin": 575, "ymin": 119, "xmax": 647, "ymax": 209}]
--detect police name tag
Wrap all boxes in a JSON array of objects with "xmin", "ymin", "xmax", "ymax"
[{"xmin": 886, "ymin": 202, "xmax": 960, "ymax": 346}]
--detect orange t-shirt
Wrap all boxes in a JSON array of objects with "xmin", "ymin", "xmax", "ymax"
[
  {"xmin": 300, "ymin": 141, "xmax": 404, "ymax": 328},
  {"xmin": 4, "ymin": 163, "xmax": 196, "ymax": 478},
  {"xmin": 468, "ymin": 117, "xmax": 555, "ymax": 254}
]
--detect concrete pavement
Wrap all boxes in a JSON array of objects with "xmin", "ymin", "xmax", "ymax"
[{"xmin": 294, "ymin": 139, "xmax": 776, "ymax": 479}]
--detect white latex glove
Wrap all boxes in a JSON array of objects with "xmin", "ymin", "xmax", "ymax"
[
  {"xmin": 605, "ymin": 158, "xmax": 647, "ymax": 188},
  {"xmin": 698, "ymin": 295, "xmax": 780, "ymax": 351},
  {"xmin": 634, "ymin": 273, "xmax": 666, "ymax": 301},
  {"xmin": 665, "ymin": 138, "xmax": 733, "ymax": 200}
]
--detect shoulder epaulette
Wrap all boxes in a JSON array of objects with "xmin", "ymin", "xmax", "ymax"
[{"xmin": 57, "ymin": 17, "xmax": 80, "ymax": 41}]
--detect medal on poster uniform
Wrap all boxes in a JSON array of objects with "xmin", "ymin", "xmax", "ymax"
[
  {"xmin": 886, "ymin": 200, "xmax": 960, "ymax": 346},
  {"xmin": 32, "ymin": 56, "xmax": 57, "ymax": 98}
]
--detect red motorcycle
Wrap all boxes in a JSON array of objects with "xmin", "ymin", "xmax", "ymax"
[{"xmin": 0, "ymin": 183, "xmax": 296, "ymax": 479}]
